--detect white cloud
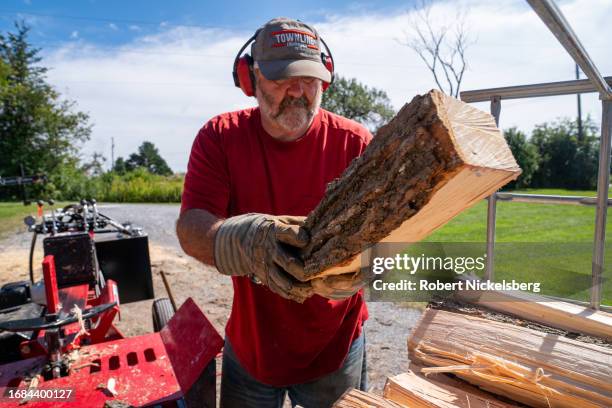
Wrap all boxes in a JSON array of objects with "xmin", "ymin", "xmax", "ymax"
[
  {"xmin": 129, "ymin": 25, "xmax": 141, "ymax": 31},
  {"xmin": 108, "ymin": 23, "xmax": 118, "ymax": 31},
  {"xmin": 43, "ymin": 0, "xmax": 612, "ymax": 172},
  {"xmin": 70, "ymin": 30, "xmax": 79, "ymax": 39}
]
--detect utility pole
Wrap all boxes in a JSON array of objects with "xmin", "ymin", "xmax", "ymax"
[
  {"xmin": 576, "ymin": 63, "xmax": 583, "ymax": 141},
  {"xmin": 111, "ymin": 137, "xmax": 115, "ymax": 171}
]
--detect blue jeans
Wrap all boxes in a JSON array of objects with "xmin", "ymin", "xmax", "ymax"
[{"xmin": 220, "ymin": 332, "xmax": 367, "ymax": 408}]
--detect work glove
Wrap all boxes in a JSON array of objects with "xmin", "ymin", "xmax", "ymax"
[
  {"xmin": 311, "ymin": 268, "xmax": 374, "ymax": 300},
  {"xmin": 214, "ymin": 213, "xmax": 313, "ymax": 303}
]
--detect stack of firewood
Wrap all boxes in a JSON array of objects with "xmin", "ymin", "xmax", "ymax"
[{"xmin": 335, "ymin": 308, "xmax": 612, "ymax": 408}]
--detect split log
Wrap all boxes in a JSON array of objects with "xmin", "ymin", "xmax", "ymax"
[
  {"xmin": 302, "ymin": 89, "xmax": 520, "ymax": 279},
  {"xmin": 455, "ymin": 278, "xmax": 612, "ymax": 341},
  {"xmin": 408, "ymin": 308, "xmax": 612, "ymax": 408},
  {"xmin": 332, "ymin": 388, "xmax": 405, "ymax": 408},
  {"xmin": 383, "ymin": 365, "xmax": 520, "ymax": 408}
]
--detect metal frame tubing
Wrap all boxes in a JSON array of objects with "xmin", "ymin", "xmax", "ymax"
[
  {"xmin": 462, "ymin": 1, "xmax": 612, "ymax": 308},
  {"xmin": 591, "ymin": 101, "xmax": 612, "ymax": 309},
  {"xmin": 485, "ymin": 96, "xmax": 501, "ymax": 281},
  {"xmin": 461, "ymin": 77, "xmax": 612, "ymax": 103},
  {"xmin": 526, "ymin": 0, "xmax": 612, "ymax": 99},
  {"xmin": 495, "ymin": 193, "xmax": 612, "ymax": 207},
  {"xmin": 528, "ymin": 0, "xmax": 612, "ymax": 309}
]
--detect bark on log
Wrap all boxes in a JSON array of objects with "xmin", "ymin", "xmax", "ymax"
[{"xmin": 302, "ymin": 90, "xmax": 521, "ymax": 279}]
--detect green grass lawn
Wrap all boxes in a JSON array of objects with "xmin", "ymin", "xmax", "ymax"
[
  {"xmin": 0, "ymin": 201, "xmax": 73, "ymax": 238},
  {"xmin": 425, "ymin": 188, "xmax": 611, "ymax": 306},
  {"xmin": 0, "ymin": 202, "xmax": 41, "ymax": 238},
  {"xmin": 427, "ymin": 189, "xmax": 602, "ymax": 242}
]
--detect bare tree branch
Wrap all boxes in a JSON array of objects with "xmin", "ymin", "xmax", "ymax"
[
  {"xmin": 408, "ymin": 21, "xmax": 447, "ymax": 93},
  {"xmin": 400, "ymin": 0, "xmax": 472, "ymax": 97}
]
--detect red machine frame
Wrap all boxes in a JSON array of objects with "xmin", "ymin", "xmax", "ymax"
[{"xmin": 0, "ymin": 256, "xmax": 223, "ymax": 407}]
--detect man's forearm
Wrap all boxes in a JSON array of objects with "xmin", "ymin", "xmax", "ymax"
[{"xmin": 176, "ymin": 208, "xmax": 224, "ymax": 266}]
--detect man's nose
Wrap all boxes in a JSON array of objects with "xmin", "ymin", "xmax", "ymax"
[{"xmin": 286, "ymin": 81, "xmax": 305, "ymax": 98}]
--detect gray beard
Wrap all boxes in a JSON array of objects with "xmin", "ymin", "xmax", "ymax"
[{"xmin": 257, "ymin": 88, "xmax": 321, "ymax": 134}]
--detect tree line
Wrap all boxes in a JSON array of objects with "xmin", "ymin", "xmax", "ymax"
[{"xmin": 504, "ymin": 117, "xmax": 600, "ymax": 190}]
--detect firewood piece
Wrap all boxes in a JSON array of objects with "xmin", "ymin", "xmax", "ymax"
[
  {"xmin": 408, "ymin": 309, "xmax": 612, "ymax": 408},
  {"xmin": 455, "ymin": 279, "xmax": 612, "ymax": 341},
  {"xmin": 302, "ymin": 90, "xmax": 520, "ymax": 279},
  {"xmin": 333, "ymin": 388, "xmax": 405, "ymax": 408},
  {"xmin": 383, "ymin": 366, "xmax": 520, "ymax": 408}
]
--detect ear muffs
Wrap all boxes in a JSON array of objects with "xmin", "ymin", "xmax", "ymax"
[
  {"xmin": 232, "ymin": 31, "xmax": 258, "ymax": 97},
  {"xmin": 235, "ymin": 55, "xmax": 256, "ymax": 97},
  {"xmin": 232, "ymin": 29, "xmax": 335, "ymax": 97},
  {"xmin": 321, "ymin": 52, "xmax": 334, "ymax": 92}
]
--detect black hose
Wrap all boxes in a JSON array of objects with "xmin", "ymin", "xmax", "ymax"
[
  {"xmin": 62, "ymin": 204, "xmax": 80, "ymax": 213},
  {"xmin": 29, "ymin": 231, "xmax": 38, "ymax": 283}
]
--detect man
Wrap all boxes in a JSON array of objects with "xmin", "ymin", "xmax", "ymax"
[{"xmin": 176, "ymin": 17, "xmax": 373, "ymax": 408}]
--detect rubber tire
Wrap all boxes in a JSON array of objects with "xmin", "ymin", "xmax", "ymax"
[
  {"xmin": 152, "ymin": 297, "xmax": 174, "ymax": 332},
  {"xmin": 152, "ymin": 298, "xmax": 217, "ymax": 407}
]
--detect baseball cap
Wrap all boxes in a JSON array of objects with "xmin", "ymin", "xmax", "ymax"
[{"xmin": 251, "ymin": 17, "xmax": 331, "ymax": 83}]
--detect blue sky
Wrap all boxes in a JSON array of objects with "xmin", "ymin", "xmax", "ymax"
[
  {"xmin": 1, "ymin": 0, "xmax": 610, "ymax": 172},
  {"xmin": 0, "ymin": 0, "xmax": 421, "ymax": 46}
]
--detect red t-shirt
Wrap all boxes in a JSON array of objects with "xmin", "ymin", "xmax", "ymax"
[{"xmin": 181, "ymin": 107, "xmax": 372, "ymax": 386}]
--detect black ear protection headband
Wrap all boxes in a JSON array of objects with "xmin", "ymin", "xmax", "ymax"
[{"xmin": 232, "ymin": 29, "xmax": 335, "ymax": 97}]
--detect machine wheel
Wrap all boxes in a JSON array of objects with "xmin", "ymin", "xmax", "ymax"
[
  {"xmin": 152, "ymin": 297, "xmax": 174, "ymax": 332},
  {"xmin": 152, "ymin": 297, "xmax": 216, "ymax": 407}
]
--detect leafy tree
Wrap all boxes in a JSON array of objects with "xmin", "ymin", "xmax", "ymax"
[
  {"xmin": 113, "ymin": 156, "xmax": 128, "ymax": 175},
  {"xmin": 503, "ymin": 127, "xmax": 540, "ymax": 189},
  {"xmin": 0, "ymin": 22, "xmax": 91, "ymax": 199},
  {"xmin": 530, "ymin": 117, "xmax": 599, "ymax": 190},
  {"xmin": 0, "ymin": 58, "xmax": 8, "ymax": 87},
  {"xmin": 125, "ymin": 141, "xmax": 173, "ymax": 176},
  {"xmin": 321, "ymin": 75, "xmax": 395, "ymax": 131}
]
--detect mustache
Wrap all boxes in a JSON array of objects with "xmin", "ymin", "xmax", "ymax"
[{"xmin": 274, "ymin": 96, "xmax": 310, "ymax": 118}]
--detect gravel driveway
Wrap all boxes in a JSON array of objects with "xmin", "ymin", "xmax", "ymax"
[{"xmin": 0, "ymin": 203, "xmax": 423, "ymax": 395}]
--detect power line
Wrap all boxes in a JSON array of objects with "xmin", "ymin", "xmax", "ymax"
[{"xmin": 110, "ymin": 137, "xmax": 115, "ymax": 171}]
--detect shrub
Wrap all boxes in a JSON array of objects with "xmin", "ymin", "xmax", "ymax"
[
  {"xmin": 530, "ymin": 117, "xmax": 599, "ymax": 190},
  {"xmin": 96, "ymin": 169, "xmax": 183, "ymax": 203},
  {"xmin": 503, "ymin": 127, "xmax": 540, "ymax": 189}
]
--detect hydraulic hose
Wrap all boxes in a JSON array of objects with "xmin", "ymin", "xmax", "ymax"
[{"xmin": 29, "ymin": 231, "xmax": 38, "ymax": 283}]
